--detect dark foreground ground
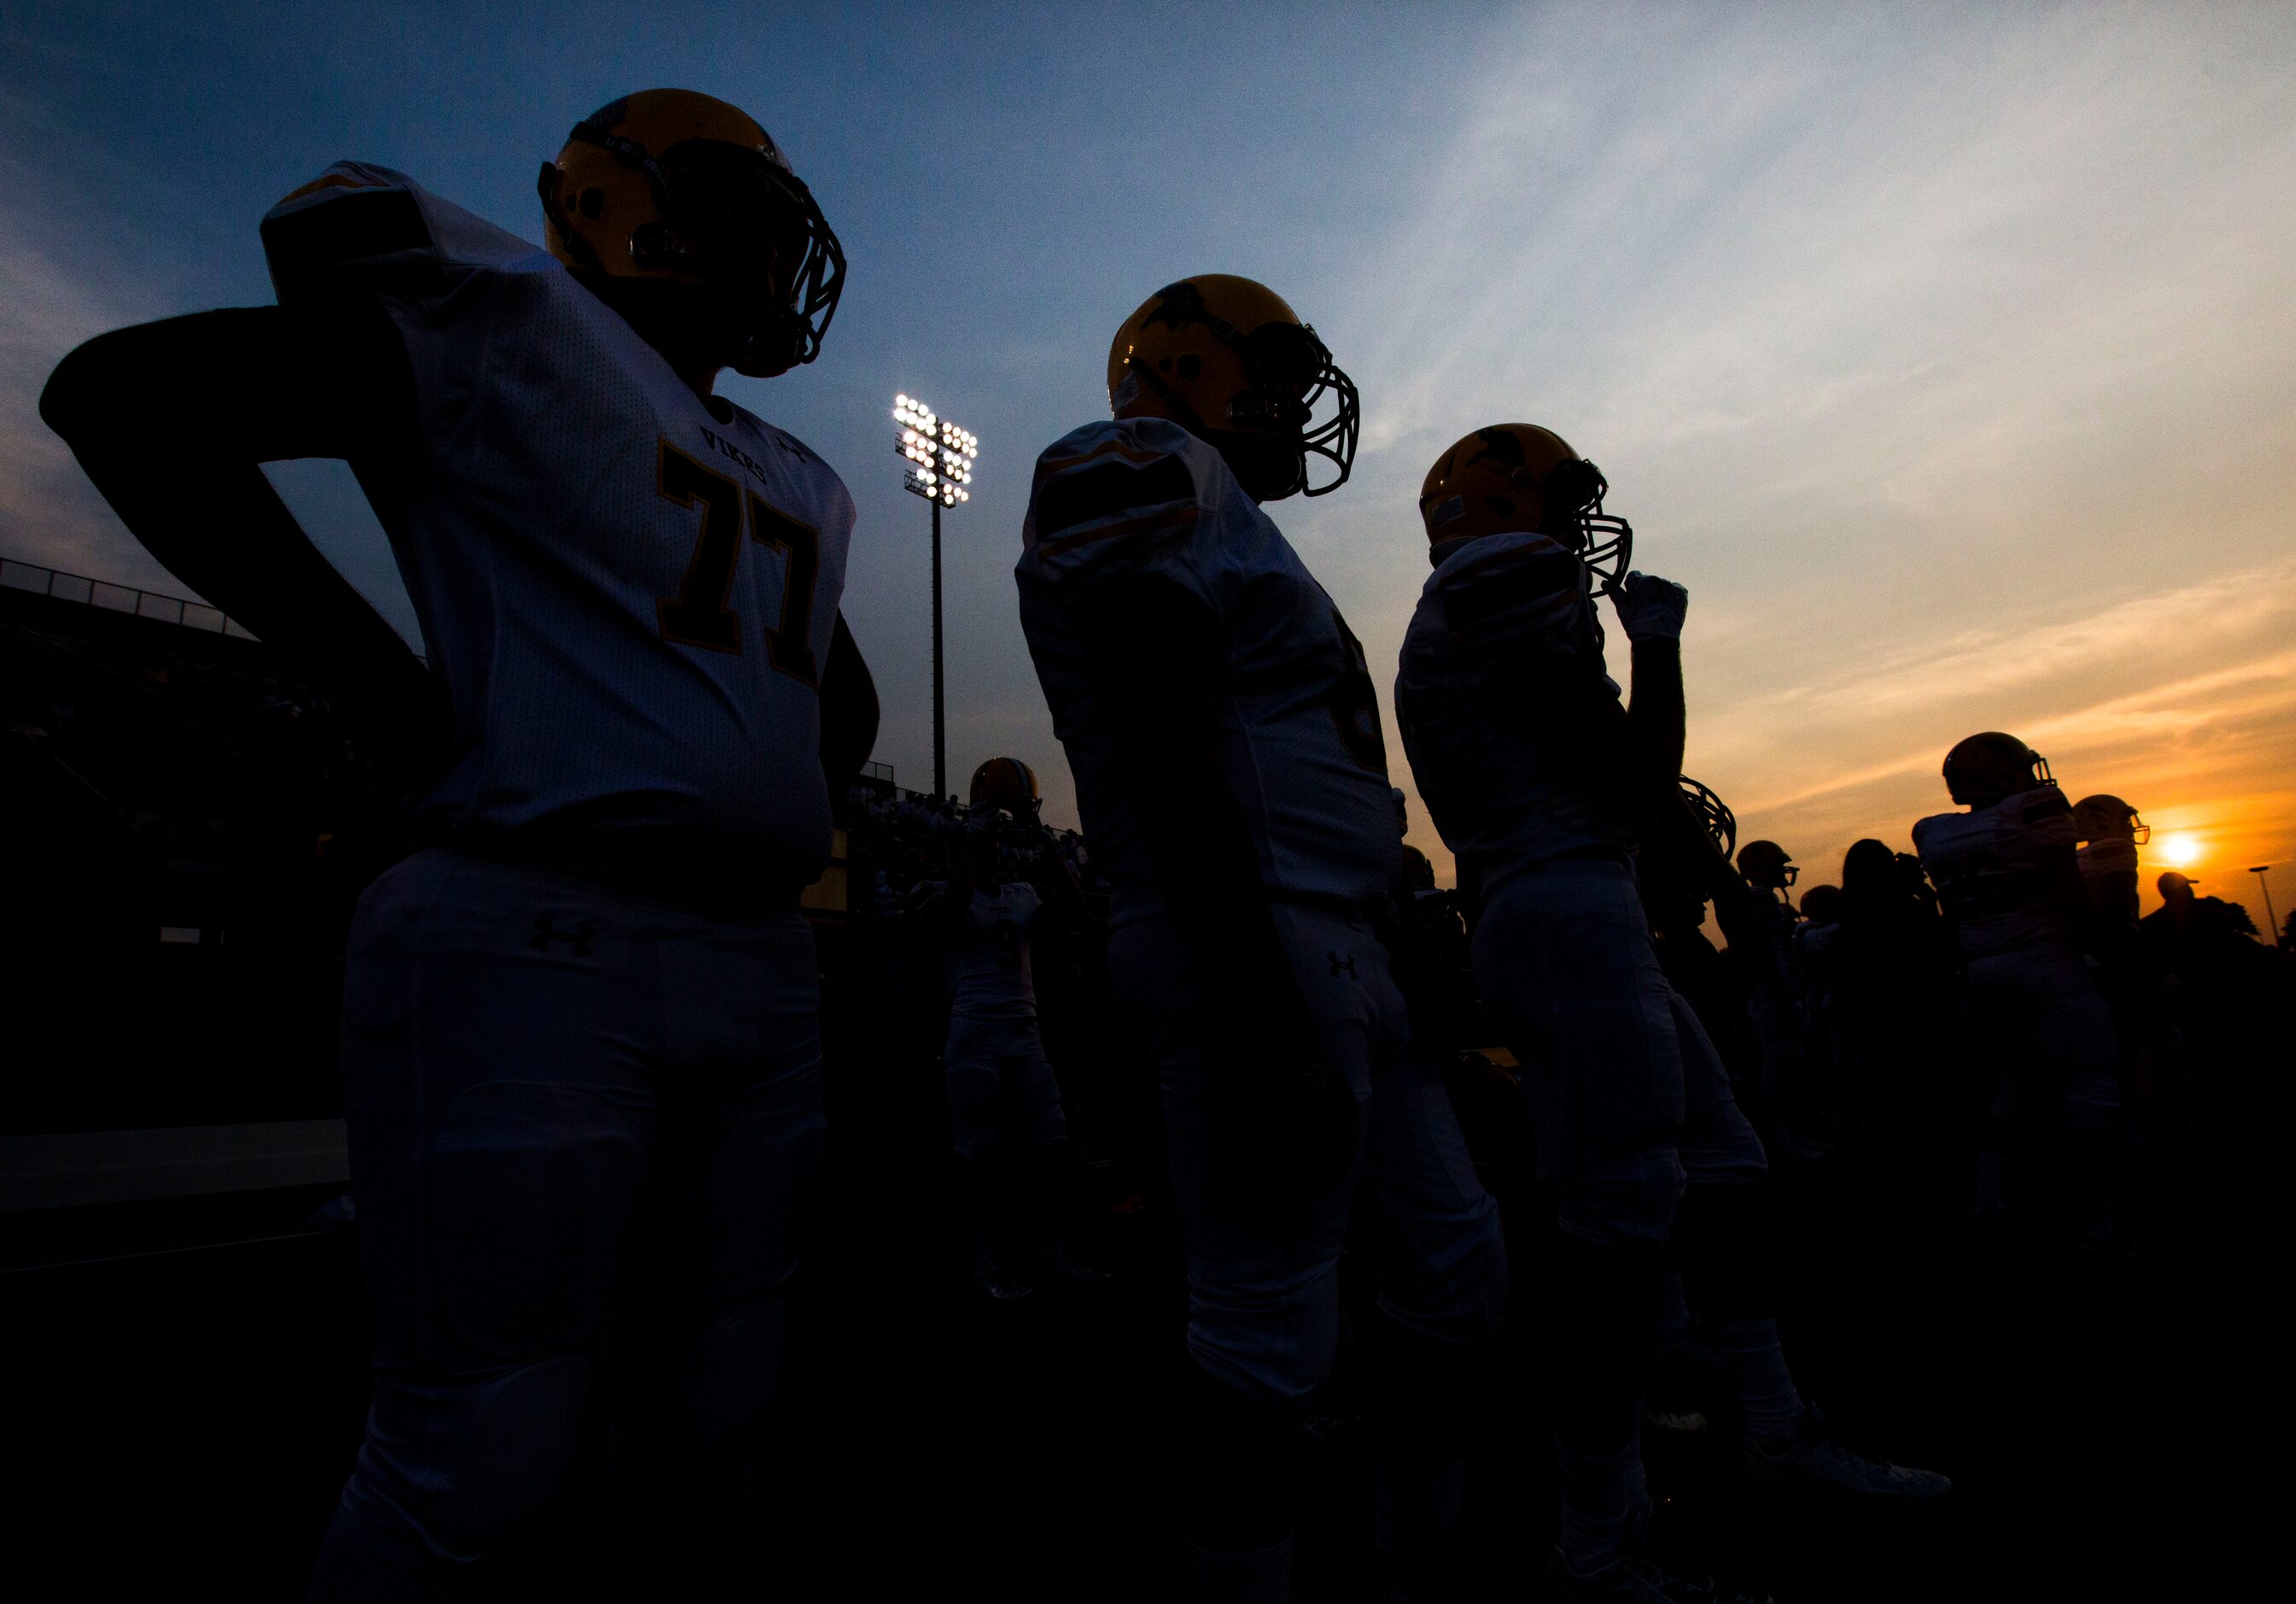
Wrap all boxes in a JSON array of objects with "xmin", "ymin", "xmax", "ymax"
[{"xmin": 4, "ymin": 1070, "xmax": 2284, "ymax": 1601}]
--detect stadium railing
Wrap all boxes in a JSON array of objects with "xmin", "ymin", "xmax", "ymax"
[{"xmin": 2, "ymin": 558, "xmax": 256, "ymax": 641}]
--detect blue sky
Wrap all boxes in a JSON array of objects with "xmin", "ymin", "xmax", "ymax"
[{"xmin": 7, "ymin": 2, "xmax": 2294, "ymax": 916}]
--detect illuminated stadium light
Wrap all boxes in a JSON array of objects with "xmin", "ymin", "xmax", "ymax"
[
  {"xmin": 891, "ymin": 393, "xmax": 983, "ymax": 797},
  {"xmin": 891, "ymin": 394, "xmax": 978, "ymax": 507}
]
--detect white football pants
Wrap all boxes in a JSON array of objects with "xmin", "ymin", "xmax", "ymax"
[
  {"xmin": 1109, "ymin": 903, "xmax": 1507, "ymax": 1402},
  {"xmin": 321, "ymin": 848, "xmax": 825, "ymax": 1583},
  {"xmin": 1473, "ymin": 855, "xmax": 1770, "ymax": 1250},
  {"xmin": 944, "ymin": 1013, "xmax": 1068, "ymax": 1156},
  {"xmin": 1968, "ymin": 944, "xmax": 2122, "ymax": 1135}
]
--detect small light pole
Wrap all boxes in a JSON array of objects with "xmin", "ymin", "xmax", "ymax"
[
  {"xmin": 2249, "ymin": 864, "xmax": 2281, "ymax": 947},
  {"xmin": 892, "ymin": 394, "xmax": 978, "ymax": 800}
]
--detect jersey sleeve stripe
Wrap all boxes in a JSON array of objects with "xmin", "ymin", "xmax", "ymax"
[
  {"xmin": 1037, "ymin": 503, "xmax": 1200, "ymax": 560},
  {"xmin": 275, "ymin": 171, "xmax": 389, "ymax": 207},
  {"xmin": 1033, "ymin": 436, "xmax": 1173, "ymax": 482}
]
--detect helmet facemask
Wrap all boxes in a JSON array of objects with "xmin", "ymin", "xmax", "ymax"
[
  {"xmin": 1538, "ymin": 458, "xmax": 1633, "ymax": 594},
  {"xmin": 545, "ymin": 116, "xmax": 847, "ymax": 378},
  {"xmin": 1231, "ymin": 319, "xmax": 1359, "ymax": 498}
]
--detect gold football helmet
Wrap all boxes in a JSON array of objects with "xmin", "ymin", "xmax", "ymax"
[
  {"xmin": 2072, "ymin": 793, "xmax": 2149, "ymax": 845},
  {"xmin": 1418, "ymin": 424, "xmax": 1632, "ymax": 590},
  {"xmin": 1738, "ymin": 839, "xmax": 1798, "ymax": 889},
  {"xmin": 1943, "ymin": 732, "xmax": 2054, "ymax": 806},
  {"xmin": 536, "ymin": 89, "xmax": 845, "ymax": 377},
  {"xmin": 969, "ymin": 756, "xmax": 1043, "ymax": 817},
  {"xmin": 1107, "ymin": 274, "xmax": 1358, "ymax": 501}
]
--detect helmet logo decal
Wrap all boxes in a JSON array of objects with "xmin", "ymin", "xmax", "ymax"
[{"xmin": 1464, "ymin": 426, "xmax": 1527, "ymax": 471}]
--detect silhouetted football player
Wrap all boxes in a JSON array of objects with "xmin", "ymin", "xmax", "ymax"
[
  {"xmin": 1915, "ymin": 734, "xmax": 2122, "ymax": 1244},
  {"xmin": 2073, "ymin": 793, "xmax": 2149, "ymax": 927},
  {"xmin": 915, "ymin": 758, "xmax": 1107, "ymax": 1299},
  {"xmin": 1016, "ymin": 278, "xmax": 1505, "ymax": 1602},
  {"xmin": 1399, "ymin": 423, "xmax": 1947, "ymax": 1603},
  {"xmin": 45, "ymin": 90, "xmax": 875, "ymax": 1598}
]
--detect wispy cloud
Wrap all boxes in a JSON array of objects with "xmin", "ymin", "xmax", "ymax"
[
  {"xmin": 1319, "ymin": 6, "xmax": 2296, "ymax": 910},
  {"xmin": 1702, "ymin": 569, "xmax": 2296, "ymax": 891},
  {"xmin": 0, "ymin": 98, "xmax": 182, "ymax": 591}
]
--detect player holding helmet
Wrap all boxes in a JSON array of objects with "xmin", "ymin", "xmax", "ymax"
[
  {"xmin": 44, "ymin": 90, "xmax": 874, "ymax": 1596},
  {"xmin": 1916, "ymin": 735, "xmax": 2124, "ymax": 1242},
  {"xmin": 914, "ymin": 758, "xmax": 1106, "ymax": 1299},
  {"xmin": 1016, "ymin": 278, "xmax": 1505, "ymax": 1602},
  {"xmin": 1397, "ymin": 423, "xmax": 1947, "ymax": 1601}
]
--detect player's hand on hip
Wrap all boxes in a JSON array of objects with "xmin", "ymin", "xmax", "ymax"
[{"xmin": 1611, "ymin": 571, "xmax": 1689, "ymax": 643}]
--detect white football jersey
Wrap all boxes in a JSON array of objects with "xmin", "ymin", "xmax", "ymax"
[
  {"xmin": 920, "ymin": 879, "xmax": 1043, "ymax": 1021},
  {"xmin": 260, "ymin": 163, "xmax": 854, "ymax": 895},
  {"xmin": 2077, "ymin": 837, "xmax": 2139, "ymax": 890},
  {"xmin": 1913, "ymin": 787, "xmax": 2080, "ymax": 958},
  {"xmin": 1395, "ymin": 529, "xmax": 1631, "ymax": 895},
  {"xmin": 1014, "ymin": 418, "xmax": 1399, "ymax": 926}
]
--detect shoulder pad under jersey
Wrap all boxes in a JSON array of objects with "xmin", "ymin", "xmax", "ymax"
[
  {"xmin": 2017, "ymin": 787, "xmax": 2077, "ymax": 847},
  {"xmin": 260, "ymin": 162, "xmax": 547, "ymax": 305},
  {"xmin": 2018, "ymin": 787, "xmax": 2073, "ymax": 822},
  {"xmin": 1428, "ymin": 531, "xmax": 1591, "ymax": 651},
  {"xmin": 261, "ymin": 163, "xmax": 438, "ymax": 303},
  {"xmin": 1025, "ymin": 419, "xmax": 1204, "ymax": 582}
]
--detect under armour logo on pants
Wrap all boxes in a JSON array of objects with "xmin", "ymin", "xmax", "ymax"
[{"xmin": 1328, "ymin": 951, "xmax": 1356, "ymax": 980}]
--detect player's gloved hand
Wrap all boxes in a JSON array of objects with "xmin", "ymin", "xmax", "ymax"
[{"xmin": 1611, "ymin": 571, "xmax": 1689, "ymax": 642}]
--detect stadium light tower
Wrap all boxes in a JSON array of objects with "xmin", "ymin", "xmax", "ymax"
[{"xmin": 893, "ymin": 393, "xmax": 979, "ymax": 801}]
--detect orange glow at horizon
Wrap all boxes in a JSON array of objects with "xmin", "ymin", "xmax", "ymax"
[{"xmin": 2157, "ymin": 834, "xmax": 2203, "ymax": 869}]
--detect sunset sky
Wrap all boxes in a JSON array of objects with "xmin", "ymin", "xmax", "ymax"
[{"xmin": 5, "ymin": 3, "xmax": 2292, "ymax": 927}]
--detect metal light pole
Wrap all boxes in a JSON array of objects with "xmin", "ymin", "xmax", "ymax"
[
  {"xmin": 2249, "ymin": 865, "xmax": 2280, "ymax": 947},
  {"xmin": 892, "ymin": 394, "xmax": 978, "ymax": 800}
]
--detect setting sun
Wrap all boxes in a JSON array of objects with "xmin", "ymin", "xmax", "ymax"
[{"xmin": 2158, "ymin": 833, "xmax": 2204, "ymax": 869}]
